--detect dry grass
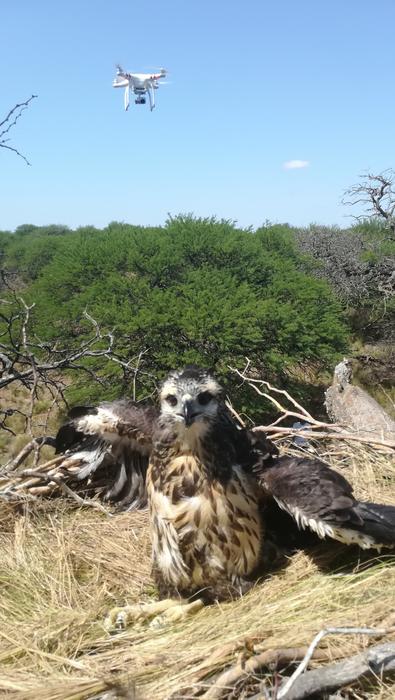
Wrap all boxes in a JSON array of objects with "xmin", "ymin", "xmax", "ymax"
[
  {"xmin": 0, "ymin": 384, "xmax": 62, "ymax": 464},
  {"xmin": 0, "ymin": 443, "xmax": 394, "ymax": 700}
]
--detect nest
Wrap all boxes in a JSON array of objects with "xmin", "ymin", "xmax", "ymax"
[{"xmin": 0, "ymin": 439, "xmax": 394, "ymax": 700}]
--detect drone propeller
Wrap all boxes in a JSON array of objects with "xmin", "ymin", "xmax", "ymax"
[
  {"xmin": 144, "ymin": 66, "xmax": 168, "ymax": 75},
  {"xmin": 115, "ymin": 63, "xmax": 136, "ymax": 77}
]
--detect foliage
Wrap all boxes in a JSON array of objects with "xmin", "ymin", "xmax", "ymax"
[{"xmin": 0, "ymin": 217, "xmax": 347, "ymax": 413}]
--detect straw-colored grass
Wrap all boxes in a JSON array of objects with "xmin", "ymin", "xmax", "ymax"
[{"xmin": 0, "ymin": 442, "xmax": 394, "ymax": 699}]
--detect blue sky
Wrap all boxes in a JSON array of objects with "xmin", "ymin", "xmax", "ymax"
[{"xmin": 1, "ymin": 0, "xmax": 395, "ymax": 231}]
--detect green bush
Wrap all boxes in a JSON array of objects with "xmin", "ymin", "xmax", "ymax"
[{"xmin": 1, "ymin": 216, "xmax": 344, "ymax": 413}]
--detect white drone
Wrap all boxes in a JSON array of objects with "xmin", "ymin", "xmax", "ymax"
[{"xmin": 113, "ymin": 65, "xmax": 167, "ymax": 111}]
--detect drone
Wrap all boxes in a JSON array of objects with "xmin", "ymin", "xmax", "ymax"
[{"xmin": 113, "ymin": 65, "xmax": 167, "ymax": 111}]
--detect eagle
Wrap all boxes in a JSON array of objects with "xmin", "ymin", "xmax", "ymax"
[{"xmin": 54, "ymin": 365, "xmax": 395, "ymax": 629}]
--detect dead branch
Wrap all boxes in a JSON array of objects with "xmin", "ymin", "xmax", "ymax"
[
  {"xmin": 104, "ymin": 346, "xmax": 154, "ymax": 400},
  {"xmin": 343, "ymin": 170, "xmax": 395, "ymax": 238},
  {"xmin": 5, "ymin": 437, "xmax": 56, "ymax": 472},
  {"xmin": 200, "ymin": 645, "xmax": 335, "ymax": 700},
  {"xmin": 230, "ymin": 362, "xmax": 327, "ymax": 427},
  {"xmin": 0, "ymin": 287, "xmax": 159, "ymax": 476},
  {"xmin": 0, "ymin": 304, "xmax": 116, "ymax": 391},
  {"xmin": 0, "ymin": 95, "xmax": 37, "ymax": 165},
  {"xmin": 231, "ymin": 362, "xmax": 395, "ymax": 452},
  {"xmin": 0, "ymin": 455, "xmax": 72, "ymax": 498},
  {"xmin": 0, "ymin": 281, "xmax": 156, "ymax": 479},
  {"xmin": 0, "ymin": 278, "xmax": 118, "ymax": 449},
  {"xmin": 0, "ymin": 448, "xmax": 122, "ymax": 508},
  {"xmin": 277, "ymin": 626, "xmax": 394, "ymax": 699},
  {"xmin": 273, "ymin": 639, "xmax": 395, "ymax": 700},
  {"xmin": 199, "ymin": 627, "xmax": 395, "ymax": 700},
  {"xmin": 255, "ymin": 427, "xmax": 395, "ymax": 450},
  {"xmin": 0, "ymin": 274, "xmax": 155, "ymax": 441},
  {"xmin": 224, "ymin": 398, "xmax": 247, "ymax": 428},
  {"xmin": 17, "ymin": 469, "xmax": 112, "ymax": 516}
]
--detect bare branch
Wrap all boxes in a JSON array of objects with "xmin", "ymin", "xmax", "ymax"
[
  {"xmin": 256, "ymin": 426, "xmax": 395, "ymax": 450},
  {"xmin": 0, "ymin": 279, "xmax": 145, "ymax": 459},
  {"xmin": 224, "ymin": 398, "xmax": 247, "ymax": 428},
  {"xmin": 277, "ymin": 642, "xmax": 395, "ymax": 699},
  {"xmin": 0, "ymin": 95, "xmax": 37, "ymax": 165},
  {"xmin": 343, "ymin": 170, "xmax": 395, "ymax": 237},
  {"xmin": 200, "ymin": 645, "xmax": 335, "ymax": 700},
  {"xmin": 230, "ymin": 362, "xmax": 395, "ymax": 451},
  {"xmin": 0, "ymin": 95, "xmax": 37, "ymax": 131},
  {"xmin": 5, "ymin": 437, "xmax": 56, "ymax": 472},
  {"xmin": 0, "ymin": 297, "xmax": 116, "ymax": 391},
  {"xmin": 231, "ymin": 362, "xmax": 333, "ymax": 428},
  {"xmin": 277, "ymin": 625, "xmax": 394, "ymax": 699},
  {"xmin": 19, "ymin": 469, "xmax": 112, "ymax": 516}
]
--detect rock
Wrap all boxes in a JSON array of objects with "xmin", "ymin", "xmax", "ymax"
[{"xmin": 325, "ymin": 359, "xmax": 395, "ymax": 441}]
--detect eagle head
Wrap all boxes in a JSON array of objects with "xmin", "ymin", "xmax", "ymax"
[{"xmin": 159, "ymin": 366, "xmax": 223, "ymax": 428}]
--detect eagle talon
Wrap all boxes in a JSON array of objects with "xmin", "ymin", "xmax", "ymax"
[
  {"xmin": 115, "ymin": 611, "xmax": 127, "ymax": 629},
  {"xmin": 149, "ymin": 599, "xmax": 204, "ymax": 628},
  {"xmin": 104, "ymin": 605, "xmax": 138, "ymax": 631},
  {"xmin": 149, "ymin": 614, "xmax": 167, "ymax": 629},
  {"xmin": 104, "ymin": 599, "xmax": 190, "ymax": 631}
]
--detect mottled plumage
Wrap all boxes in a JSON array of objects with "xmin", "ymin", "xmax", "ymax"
[
  {"xmin": 255, "ymin": 455, "xmax": 395, "ymax": 549},
  {"xmin": 56, "ymin": 400, "xmax": 157, "ymax": 509},
  {"xmin": 55, "ymin": 365, "xmax": 395, "ymax": 610}
]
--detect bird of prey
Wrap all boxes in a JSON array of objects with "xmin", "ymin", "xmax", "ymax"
[{"xmin": 54, "ymin": 365, "xmax": 395, "ymax": 628}]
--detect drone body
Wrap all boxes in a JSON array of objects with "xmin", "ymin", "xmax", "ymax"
[{"xmin": 113, "ymin": 65, "xmax": 167, "ymax": 111}]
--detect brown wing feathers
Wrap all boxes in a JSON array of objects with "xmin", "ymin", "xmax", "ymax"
[
  {"xmin": 254, "ymin": 454, "xmax": 395, "ymax": 549},
  {"xmin": 54, "ymin": 400, "xmax": 158, "ymax": 509},
  {"xmin": 54, "ymin": 405, "xmax": 395, "ymax": 548}
]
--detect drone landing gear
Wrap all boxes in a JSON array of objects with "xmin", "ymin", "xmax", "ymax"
[
  {"xmin": 147, "ymin": 85, "xmax": 155, "ymax": 111},
  {"xmin": 124, "ymin": 85, "xmax": 130, "ymax": 111}
]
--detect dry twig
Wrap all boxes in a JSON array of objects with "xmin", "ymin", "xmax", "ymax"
[
  {"xmin": 276, "ymin": 626, "xmax": 395, "ymax": 699},
  {"xmin": 343, "ymin": 170, "xmax": 395, "ymax": 238},
  {"xmin": 0, "ymin": 94, "xmax": 37, "ymax": 165},
  {"xmin": 19, "ymin": 469, "xmax": 112, "ymax": 516},
  {"xmin": 5, "ymin": 436, "xmax": 56, "ymax": 472},
  {"xmin": 0, "ymin": 273, "xmax": 157, "ymax": 462},
  {"xmin": 200, "ymin": 645, "xmax": 335, "ymax": 700},
  {"xmin": 231, "ymin": 362, "xmax": 395, "ymax": 451}
]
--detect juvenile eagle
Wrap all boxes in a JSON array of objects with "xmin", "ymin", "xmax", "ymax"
[{"xmin": 55, "ymin": 366, "xmax": 395, "ymax": 627}]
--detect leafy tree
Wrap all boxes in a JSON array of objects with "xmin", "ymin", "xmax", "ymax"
[
  {"xmin": 13, "ymin": 217, "xmax": 347, "ymax": 413},
  {"xmin": 0, "ymin": 226, "xmax": 71, "ymax": 283}
]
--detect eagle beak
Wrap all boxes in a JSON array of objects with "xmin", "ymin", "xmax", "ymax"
[{"xmin": 183, "ymin": 401, "xmax": 195, "ymax": 427}]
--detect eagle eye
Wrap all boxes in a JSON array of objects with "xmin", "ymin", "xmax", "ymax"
[
  {"xmin": 197, "ymin": 391, "xmax": 213, "ymax": 406},
  {"xmin": 165, "ymin": 394, "xmax": 177, "ymax": 407}
]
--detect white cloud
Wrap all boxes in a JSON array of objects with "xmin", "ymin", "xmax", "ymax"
[{"xmin": 283, "ymin": 160, "xmax": 310, "ymax": 170}]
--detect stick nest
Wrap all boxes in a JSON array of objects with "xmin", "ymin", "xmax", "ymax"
[{"xmin": 0, "ymin": 438, "xmax": 394, "ymax": 700}]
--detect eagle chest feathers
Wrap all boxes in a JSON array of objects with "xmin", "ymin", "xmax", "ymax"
[{"xmin": 147, "ymin": 440, "xmax": 262, "ymax": 593}]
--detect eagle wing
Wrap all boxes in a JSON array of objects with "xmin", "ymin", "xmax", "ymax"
[
  {"xmin": 54, "ymin": 399, "xmax": 158, "ymax": 509},
  {"xmin": 251, "ymin": 444, "xmax": 395, "ymax": 550}
]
